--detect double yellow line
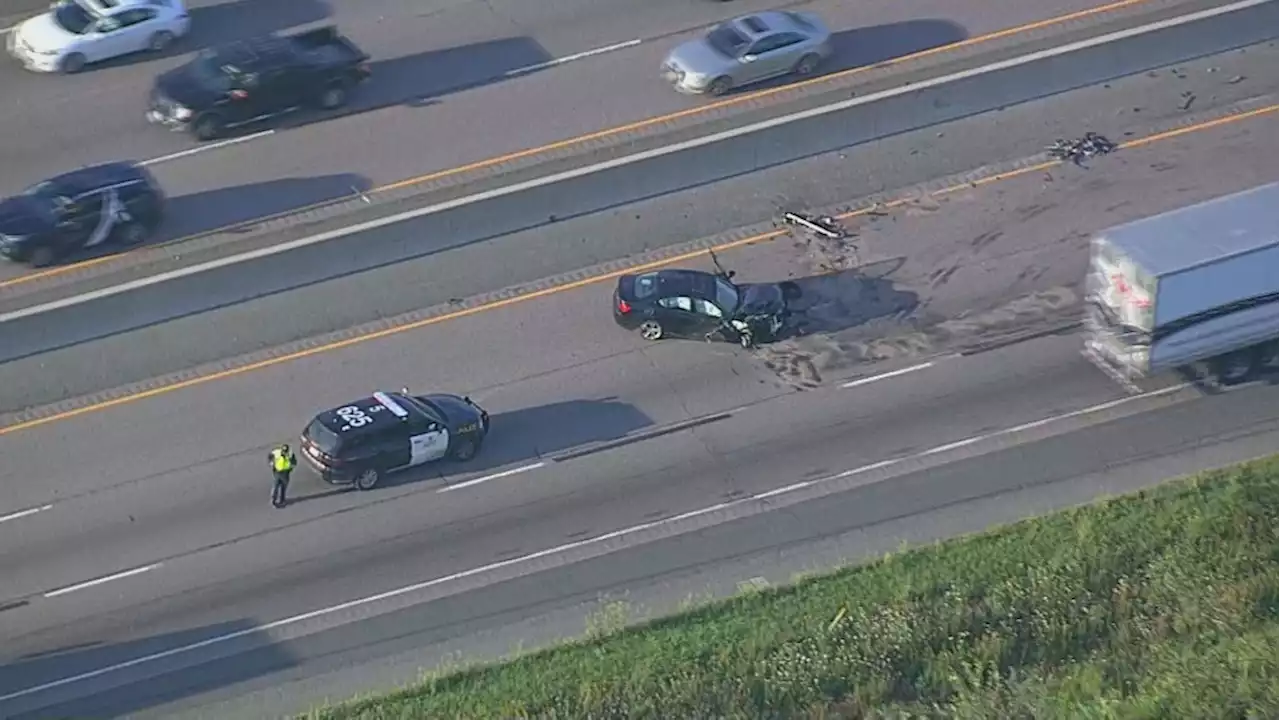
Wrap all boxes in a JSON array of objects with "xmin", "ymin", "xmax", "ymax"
[
  {"xmin": 1, "ymin": 103, "xmax": 1274, "ymax": 437},
  {"xmin": 0, "ymin": 0, "xmax": 1157, "ymax": 291}
]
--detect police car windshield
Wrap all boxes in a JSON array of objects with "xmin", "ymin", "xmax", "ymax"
[{"xmin": 305, "ymin": 418, "xmax": 343, "ymax": 455}]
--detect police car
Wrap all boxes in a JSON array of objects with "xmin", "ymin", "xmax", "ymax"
[{"xmin": 300, "ymin": 390, "xmax": 490, "ymax": 490}]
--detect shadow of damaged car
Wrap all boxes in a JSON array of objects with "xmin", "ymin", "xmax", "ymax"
[
  {"xmin": 612, "ymin": 253, "xmax": 797, "ymax": 348},
  {"xmin": 299, "ymin": 389, "xmax": 490, "ymax": 491}
]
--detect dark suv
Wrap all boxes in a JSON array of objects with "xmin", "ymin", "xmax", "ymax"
[
  {"xmin": 300, "ymin": 389, "xmax": 490, "ymax": 491},
  {"xmin": 0, "ymin": 162, "xmax": 166, "ymax": 267}
]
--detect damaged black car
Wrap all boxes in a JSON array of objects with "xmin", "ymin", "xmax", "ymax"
[{"xmin": 612, "ymin": 260, "xmax": 796, "ymax": 348}]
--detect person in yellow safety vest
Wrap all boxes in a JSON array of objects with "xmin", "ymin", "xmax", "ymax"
[{"xmin": 270, "ymin": 443, "xmax": 298, "ymax": 508}]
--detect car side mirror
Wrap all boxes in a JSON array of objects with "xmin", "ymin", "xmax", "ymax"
[{"xmin": 727, "ymin": 270, "xmax": 736, "ymax": 279}]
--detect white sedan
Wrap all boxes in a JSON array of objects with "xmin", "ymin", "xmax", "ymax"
[{"xmin": 6, "ymin": 0, "xmax": 191, "ymax": 74}]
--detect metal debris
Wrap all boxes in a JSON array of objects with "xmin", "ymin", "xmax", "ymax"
[
  {"xmin": 781, "ymin": 211, "xmax": 848, "ymax": 239},
  {"xmin": 1044, "ymin": 132, "xmax": 1117, "ymax": 164},
  {"xmin": 1226, "ymin": 75, "xmax": 1245, "ymax": 84},
  {"xmin": 1180, "ymin": 92, "xmax": 1196, "ymax": 110}
]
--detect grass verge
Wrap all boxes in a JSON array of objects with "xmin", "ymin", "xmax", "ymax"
[{"xmin": 305, "ymin": 455, "xmax": 1279, "ymax": 719}]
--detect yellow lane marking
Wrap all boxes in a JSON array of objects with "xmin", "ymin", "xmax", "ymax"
[
  {"xmin": 1, "ymin": 103, "xmax": 1273, "ymax": 437},
  {"xmin": 0, "ymin": 0, "xmax": 1155, "ymax": 290}
]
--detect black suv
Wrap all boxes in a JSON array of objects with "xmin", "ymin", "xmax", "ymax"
[
  {"xmin": 613, "ymin": 267, "xmax": 792, "ymax": 347},
  {"xmin": 0, "ymin": 162, "xmax": 166, "ymax": 267},
  {"xmin": 300, "ymin": 390, "xmax": 490, "ymax": 490},
  {"xmin": 147, "ymin": 26, "xmax": 371, "ymax": 141}
]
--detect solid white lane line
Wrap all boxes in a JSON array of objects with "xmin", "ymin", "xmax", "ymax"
[
  {"xmin": 5, "ymin": 0, "xmax": 1263, "ymax": 326},
  {"xmin": 0, "ymin": 504, "xmax": 52, "ymax": 524},
  {"xmin": 0, "ymin": 381, "xmax": 1198, "ymax": 704},
  {"xmin": 138, "ymin": 130, "xmax": 275, "ymax": 167},
  {"xmin": 504, "ymin": 39, "xmax": 642, "ymax": 77},
  {"xmin": 438, "ymin": 462, "xmax": 546, "ymax": 493},
  {"xmin": 42, "ymin": 563, "xmax": 161, "ymax": 599},
  {"xmin": 842, "ymin": 362, "xmax": 935, "ymax": 388}
]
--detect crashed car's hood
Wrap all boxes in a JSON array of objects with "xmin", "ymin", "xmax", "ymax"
[{"xmin": 735, "ymin": 283, "xmax": 786, "ymax": 317}]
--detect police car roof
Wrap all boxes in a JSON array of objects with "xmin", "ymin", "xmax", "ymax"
[{"xmin": 315, "ymin": 391, "xmax": 415, "ymax": 435}]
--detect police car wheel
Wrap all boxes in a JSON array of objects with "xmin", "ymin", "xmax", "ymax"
[
  {"xmin": 354, "ymin": 468, "xmax": 380, "ymax": 491},
  {"xmin": 450, "ymin": 436, "xmax": 479, "ymax": 462}
]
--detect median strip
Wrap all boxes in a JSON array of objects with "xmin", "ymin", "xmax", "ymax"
[{"xmin": 0, "ymin": 100, "xmax": 1273, "ymax": 437}]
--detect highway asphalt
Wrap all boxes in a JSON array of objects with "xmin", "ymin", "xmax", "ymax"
[
  {"xmin": 0, "ymin": 38, "xmax": 1275, "ymax": 409},
  {"xmin": 0, "ymin": 0, "xmax": 1243, "ymax": 289},
  {"xmin": 0, "ymin": 98, "xmax": 1276, "ymax": 716},
  {"xmin": 0, "ymin": 0, "xmax": 1103, "ymax": 223}
]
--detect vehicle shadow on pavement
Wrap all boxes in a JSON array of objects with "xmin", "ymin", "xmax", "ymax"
[
  {"xmin": 0, "ymin": 618, "xmax": 298, "ymax": 719},
  {"xmin": 278, "ymin": 36, "xmax": 554, "ymax": 129},
  {"xmin": 67, "ymin": 0, "xmax": 335, "ymax": 72},
  {"xmin": 389, "ymin": 398, "xmax": 654, "ymax": 490},
  {"xmin": 772, "ymin": 257, "xmax": 920, "ymax": 342},
  {"xmin": 721, "ymin": 19, "xmax": 970, "ymax": 96},
  {"xmin": 49, "ymin": 173, "xmax": 373, "ymax": 266}
]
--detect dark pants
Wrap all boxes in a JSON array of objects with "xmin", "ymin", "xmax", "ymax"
[{"xmin": 272, "ymin": 469, "xmax": 291, "ymax": 506}]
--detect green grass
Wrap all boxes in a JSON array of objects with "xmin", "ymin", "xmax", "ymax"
[{"xmin": 303, "ymin": 455, "xmax": 1279, "ymax": 720}]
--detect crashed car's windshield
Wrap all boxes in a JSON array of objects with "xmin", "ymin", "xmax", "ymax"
[{"xmin": 713, "ymin": 276, "xmax": 741, "ymax": 315}]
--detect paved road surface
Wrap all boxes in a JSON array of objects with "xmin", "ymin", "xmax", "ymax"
[
  {"xmin": 0, "ymin": 0, "xmax": 1190, "ymax": 284},
  {"xmin": 0, "ymin": 93, "xmax": 1275, "ymax": 715},
  {"xmin": 0, "ymin": 39, "xmax": 1274, "ymax": 406}
]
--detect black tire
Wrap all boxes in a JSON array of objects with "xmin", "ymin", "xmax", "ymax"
[
  {"xmin": 639, "ymin": 319, "xmax": 664, "ymax": 341},
  {"xmin": 318, "ymin": 84, "xmax": 349, "ymax": 110},
  {"xmin": 738, "ymin": 328, "xmax": 755, "ymax": 349},
  {"xmin": 450, "ymin": 435, "xmax": 480, "ymax": 462},
  {"xmin": 354, "ymin": 467, "xmax": 380, "ymax": 491},
  {"xmin": 29, "ymin": 246, "xmax": 58, "ymax": 268},
  {"xmin": 117, "ymin": 222, "xmax": 148, "ymax": 246},
  {"xmin": 149, "ymin": 30, "xmax": 175, "ymax": 52},
  {"xmin": 706, "ymin": 76, "xmax": 732, "ymax": 96},
  {"xmin": 1212, "ymin": 348, "xmax": 1258, "ymax": 386},
  {"xmin": 61, "ymin": 53, "xmax": 86, "ymax": 74},
  {"xmin": 793, "ymin": 53, "xmax": 821, "ymax": 76},
  {"xmin": 192, "ymin": 115, "xmax": 224, "ymax": 142}
]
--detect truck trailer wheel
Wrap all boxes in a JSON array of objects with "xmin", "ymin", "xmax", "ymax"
[{"xmin": 1212, "ymin": 347, "xmax": 1260, "ymax": 385}]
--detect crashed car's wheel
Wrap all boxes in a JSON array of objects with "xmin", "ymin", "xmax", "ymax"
[
  {"xmin": 318, "ymin": 84, "xmax": 348, "ymax": 110},
  {"xmin": 149, "ymin": 30, "xmax": 175, "ymax": 52},
  {"xmin": 354, "ymin": 468, "xmax": 380, "ymax": 491},
  {"xmin": 639, "ymin": 320, "xmax": 664, "ymax": 341},
  {"xmin": 738, "ymin": 329, "xmax": 755, "ymax": 348}
]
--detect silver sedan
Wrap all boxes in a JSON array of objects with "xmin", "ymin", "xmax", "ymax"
[{"xmin": 661, "ymin": 11, "xmax": 833, "ymax": 96}]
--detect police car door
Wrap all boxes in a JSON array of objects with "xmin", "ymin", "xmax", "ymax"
[{"xmin": 409, "ymin": 418, "xmax": 450, "ymax": 466}]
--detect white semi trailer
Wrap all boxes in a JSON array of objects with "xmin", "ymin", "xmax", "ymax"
[{"xmin": 1083, "ymin": 182, "xmax": 1278, "ymax": 389}]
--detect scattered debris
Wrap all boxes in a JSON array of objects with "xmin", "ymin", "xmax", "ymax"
[
  {"xmin": 1180, "ymin": 91, "xmax": 1196, "ymax": 110},
  {"xmin": 1044, "ymin": 132, "xmax": 1118, "ymax": 165},
  {"xmin": 1227, "ymin": 75, "xmax": 1245, "ymax": 84},
  {"xmin": 781, "ymin": 211, "xmax": 847, "ymax": 240}
]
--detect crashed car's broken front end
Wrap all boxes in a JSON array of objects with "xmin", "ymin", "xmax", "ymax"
[{"xmin": 727, "ymin": 283, "xmax": 790, "ymax": 346}]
